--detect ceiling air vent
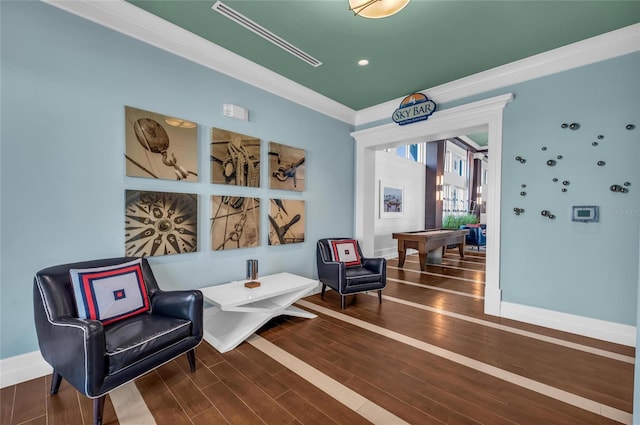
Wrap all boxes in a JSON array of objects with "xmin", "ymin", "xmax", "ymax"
[{"xmin": 212, "ymin": 1, "xmax": 322, "ymax": 68}]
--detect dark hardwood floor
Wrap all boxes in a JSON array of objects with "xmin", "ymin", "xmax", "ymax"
[{"xmin": 1, "ymin": 249, "xmax": 634, "ymax": 424}]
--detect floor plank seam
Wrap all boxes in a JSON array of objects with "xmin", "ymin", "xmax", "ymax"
[
  {"xmin": 401, "ymin": 259, "xmax": 486, "ymax": 273},
  {"xmin": 388, "ymin": 266, "xmax": 485, "ymax": 284},
  {"xmin": 386, "ymin": 277, "xmax": 484, "ymax": 299}
]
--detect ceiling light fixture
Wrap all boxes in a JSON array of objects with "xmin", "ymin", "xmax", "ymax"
[
  {"xmin": 349, "ymin": 0, "xmax": 410, "ymax": 19},
  {"xmin": 358, "ymin": 59, "xmax": 369, "ymax": 66}
]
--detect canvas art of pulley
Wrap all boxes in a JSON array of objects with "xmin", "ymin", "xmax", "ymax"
[
  {"xmin": 221, "ymin": 136, "xmax": 259, "ymax": 186},
  {"xmin": 273, "ymin": 157, "xmax": 305, "ymax": 188},
  {"xmin": 133, "ymin": 118, "xmax": 197, "ymax": 180}
]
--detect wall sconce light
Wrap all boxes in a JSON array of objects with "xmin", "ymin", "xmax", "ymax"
[{"xmin": 436, "ymin": 174, "xmax": 443, "ymax": 201}]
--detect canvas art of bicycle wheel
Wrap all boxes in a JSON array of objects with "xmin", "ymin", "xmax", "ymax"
[
  {"xmin": 211, "ymin": 196, "xmax": 260, "ymax": 250},
  {"xmin": 125, "ymin": 190, "xmax": 198, "ymax": 257},
  {"xmin": 268, "ymin": 141, "xmax": 306, "ymax": 191},
  {"xmin": 124, "ymin": 106, "xmax": 199, "ymax": 181},
  {"xmin": 269, "ymin": 199, "xmax": 305, "ymax": 245},
  {"xmin": 210, "ymin": 128, "xmax": 261, "ymax": 187}
]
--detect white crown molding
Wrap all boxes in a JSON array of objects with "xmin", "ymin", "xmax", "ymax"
[
  {"xmin": 501, "ymin": 302, "xmax": 636, "ymax": 347},
  {"xmin": 355, "ymin": 23, "xmax": 640, "ymax": 126},
  {"xmin": 42, "ymin": 0, "xmax": 356, "ymax": 124}
]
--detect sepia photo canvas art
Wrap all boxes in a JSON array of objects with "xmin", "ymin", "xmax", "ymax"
[
  {"xmin": 211, "ymin": 196, "xmax": 260, "ymax": 250},
  {"xmin": 125, "ymin": 190, "xmax": 198, "ymax": 257},
  {"xmin": 211, "ymin": 128, "xmax": 260, "ymax": 187},
  {"xmin": 268, "ymin": 199, "xmax": 305, "ymax": 245},
  {"xmin": 125, "ymin": 106, "xmax": 198, "ymax": 181},
  {"xmin": 269, "ymin": 142, "xmax": 306, "ymax": 191}
]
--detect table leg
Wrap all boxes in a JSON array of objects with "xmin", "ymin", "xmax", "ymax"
[
  {"xmin": 397, "ymin": 241, "xmax": 407, "ymax": 267},
  {"xmin": 418, "ymin": 241, "xmax": 427, "ymax": 271},
  {"xmin": 458, "ymin": 242, "xmax": 465, "ymax": 258}
]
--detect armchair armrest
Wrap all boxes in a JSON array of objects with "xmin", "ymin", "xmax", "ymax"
[
  {"xmin": 36, "ymin": 315, "xmax": 106, "ymax": 396},
  {"xmin": 316, "ymin": 254, "xmax": 348, "ymax": 292},
  {"xmin": 151, "ymin": 290, "xmax": 203, "ymax": 338},
  {"xmin": 361, "ymin": 257, "xmax": 386, "ymax": 275}
]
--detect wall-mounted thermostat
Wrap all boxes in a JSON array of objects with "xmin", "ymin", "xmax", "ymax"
[{"xmin": 572, "ymin": 205, "xmax": 599, "ymax": 222}]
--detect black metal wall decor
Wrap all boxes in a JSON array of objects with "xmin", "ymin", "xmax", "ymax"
[
  {"xmin": 610, "ymin": 184, "xmax": 629, "ymax": 193},
  {"xmin": 540, "ymin": 210, "xmax": 556, "ymax": 219},
  {"xmin": 511, "ymin": 120, "xmax": 635, "ymax": 222}
]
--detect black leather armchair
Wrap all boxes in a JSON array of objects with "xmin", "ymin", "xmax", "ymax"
[
  {"xmin": 33, "ymin": 257, "xmax": 203, "ymax": 425},
  {"xmin": 316, "ymin": 238, "xmax": 386, "ymax": 309}
]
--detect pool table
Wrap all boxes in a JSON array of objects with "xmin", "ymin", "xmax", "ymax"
[{"xmin": 392, "ymin": 229, "xmax": 470, "ymax": 271}]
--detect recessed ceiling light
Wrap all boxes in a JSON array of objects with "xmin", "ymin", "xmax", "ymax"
[{"xmin": 358, "ymin": 59, "xmax": 369, "ymax": 66}]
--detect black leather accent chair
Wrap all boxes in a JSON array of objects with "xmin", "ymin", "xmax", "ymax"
[
  {"xmin": 33, "ymin": 257, "xmax": 203, "ymax": 425},
  {"xmin": 316, "ymin": 238, "xmax": 386, "ymax": 309}
]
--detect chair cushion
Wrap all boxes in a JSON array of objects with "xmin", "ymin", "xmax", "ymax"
[
  {"xmin": 345, "ymin": 266, "xmax": 383, "ymax": 286},
  {"xmin": 329, "ymin": 239, "xmax": 361, "ymax": 266},
  {"xmin": 105, "ymin": 313, "xmax": 191, "ymax": 374},
  {"xmin": 70, "ymin": 259, "xmax": 150, "ymax": 325}
]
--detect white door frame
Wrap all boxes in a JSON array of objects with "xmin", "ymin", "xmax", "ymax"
[{"xmin": 351, "ymin": 93, "xmax": 513, "ymax": 315}]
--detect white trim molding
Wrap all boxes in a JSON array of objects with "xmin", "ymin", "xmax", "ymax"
[
  {"xmin": 0, "ymin": 350, "xmax": 51, "ymax": 388},
  {"xmin": 351, "ymin": 93, "xmax": 513, "ymax": 317},
  {"xmin": 501, "ymin": 302, "xmax": 636, "ymax": 347}
]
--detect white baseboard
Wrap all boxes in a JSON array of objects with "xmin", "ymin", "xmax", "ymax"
[
  {"xmin": 500, "ymin": 301, "xmax": 636, "ymax": 347},
  {"xmin": 375, "ymin": 248, "xmax": 398, "ymax": 260},
  {"xmin": 0, "ymin": 350, "xmax": 52, "ymax": 388}
]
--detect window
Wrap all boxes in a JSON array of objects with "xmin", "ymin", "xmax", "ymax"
[{"xmin": 393, "ymin": 142, "xmax": 425, "ymax": 163}]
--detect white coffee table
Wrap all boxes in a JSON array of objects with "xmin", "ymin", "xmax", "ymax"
[{"xmin": 201, "ymin": 272, "xmax": 318, "ymax": 353}]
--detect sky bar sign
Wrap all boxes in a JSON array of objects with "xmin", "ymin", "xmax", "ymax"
[{"xmin": 392, "ymin": 93, "xmax": 436, "ymax": 125}]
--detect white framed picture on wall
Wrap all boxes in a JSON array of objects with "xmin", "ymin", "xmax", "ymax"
[{"xmin": 379, "ymin": 181, "xmax": 404, "ymax": 218}]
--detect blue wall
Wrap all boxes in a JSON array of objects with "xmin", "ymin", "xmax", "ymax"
[
  {"xmin": 0, "ymin": 2, "xmax": 355, "ymax": 359},
  {"xmin": 499, "ymin": 53, "xmax": 640, "ymax": 325},
  {"xmin": 473, "ymin": 53, "xmax": 640, "ymax": 325}
]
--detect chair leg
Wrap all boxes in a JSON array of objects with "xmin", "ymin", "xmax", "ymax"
[
  {"xmin": 378, "ymin": 290, "xmax": 382, "ymax": 304},
  {"xmin": 321, "ymin": 284, "xmax": 327, "ymax": 297},
  {"xmin": 187, "ymin": 349, "xmax": 196, "ymax": 372},
  {"xmin": 50, "ymin": 369, "xmax": 62, "ymax": 395},
  {"xmin": 93, "ymin": 396, "xmax": 105, "ymax": 425},
  {"xmin": 341, "ymin": 295, "xmax": 346, "ymax": 310}
]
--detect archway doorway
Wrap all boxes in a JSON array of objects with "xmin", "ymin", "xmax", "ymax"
[{"xmin": 351, "ymin": 94, "xmax": 513, "ymax": 315}]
